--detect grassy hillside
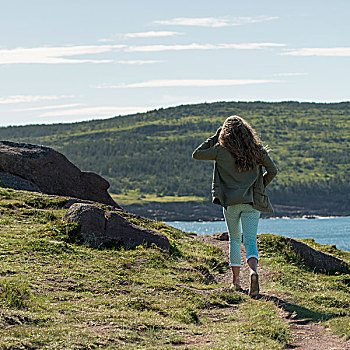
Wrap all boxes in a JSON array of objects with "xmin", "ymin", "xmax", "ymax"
[
  {"xmin": 0, "ymin": 188, "xmax": 350, "ymax": 349},
  {"xmin": 0, "ymin": 101, "xmax": 349, "ymax": 211}
]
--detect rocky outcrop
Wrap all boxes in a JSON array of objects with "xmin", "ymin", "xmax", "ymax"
[
  {"xmin": 0, "ymin": 172, "xmax": 41, "ymax": 192},
  {"xmin": 213, "ymin": 232, "xmax": 229, "ymax": 241},
  {"xmin": 0, "ymin": 141, "xmax": 120, "ymax": 208},
  {"xmin": 285, "ymin": 238, "xmax": 349, "ymax": 274},
  {"xmin": 62, "ymin": 203, "xmax": 170, "ymax": 250}
]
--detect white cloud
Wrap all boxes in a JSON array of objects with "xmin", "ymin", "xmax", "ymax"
[
  {"xmin": 153, "ymin": 16, "xmax": 279, "ymax": 27},
  {"xmin": 13, "ymin": 103, "xmax": 84, "ymax": 112},
  {"xmin": 98, "ymin": 31, "xmax": 182, "ymax": 42},
  {"xmin": 40, "ymin": 106, "xmax": 153, "ymax": 117},
  {"xmin": 126, "ymin": 42, "xmax": 285, "ymax": 52},
  {"xmin": 0, "ymin": 95, "xmax": 74, "ymax": 104},
  {"xmin": 281, "ymin": 47, "xmax": 350, "ymax": 56},
  {"xmin": 95, "ymin": 79, "xmax": 279, "ymax": 89},
  {"xmin": 0, "ymin": 44, "xmax": 125, "ymax": 64},
  {"xmin": 0, "ymin": 41, "xmax": 285, "ymax": 65},
  {"xmin": 273, "ymin": 72, "xmax": 308, "ymax": 77},
  {"xmin": 124, "ymin": 31, "xmax": 183, "ymax": 38},
  {"xmin": 116, "ymin": 60, "xmax": 163, "ymax": 65},
  {"xmin": 98, "ymin": 38, "xmax": 115, "ymax": 43}
]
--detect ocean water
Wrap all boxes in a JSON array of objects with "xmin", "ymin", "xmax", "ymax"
[{"xmin": 164, "ymin": 217, "xmax": 350, "ymax": 252}]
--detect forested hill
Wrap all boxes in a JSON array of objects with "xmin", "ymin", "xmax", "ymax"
[{"xmin": 0, "ymin": 101, "xmax": 349, "ymax": 215}]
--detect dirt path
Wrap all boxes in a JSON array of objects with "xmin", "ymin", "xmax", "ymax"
[{"xmin": 196, "ymin": 235, "xmax": 350, "ymax": 350}]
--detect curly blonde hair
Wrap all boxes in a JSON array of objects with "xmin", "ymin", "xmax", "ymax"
[{"xmin": 219, "ymin": 115, "xmax": 265, "ymax": 172}]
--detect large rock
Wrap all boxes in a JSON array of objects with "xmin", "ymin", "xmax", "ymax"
[
  {"xmin": 62, "ymin": 203, "xmax": 170, "ymax": 250},
  {"xmin": 285, "ymin": 237, "xmax": 349, "ymax": 274},
  {"xmin": 213, "ymin": 231, "xmax": 229, "ymax": 241},
  {"xmin": 0, "ymin": 140, "xmax": 120, "ymax": 208},
  {"xmin": 0, "ymin": 172, "xmax": 41, "ymax": 192}
]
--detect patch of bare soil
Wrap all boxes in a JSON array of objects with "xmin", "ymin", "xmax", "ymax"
[{"xmin": 196, "ymin": 235, "xmax": 350, "ymax": 350}]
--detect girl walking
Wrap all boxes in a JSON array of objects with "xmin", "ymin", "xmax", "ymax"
[{"xmin": 192, "ymin": 116, "xmax": 277, "ymax": 297}]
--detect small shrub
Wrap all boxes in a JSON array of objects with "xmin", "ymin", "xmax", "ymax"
[
  {"xmin": 0, "ymin": 279, "xmax": 32, "ymax": 309},
  {"xmin": 193, "ymin": 264, "xmax": 210, "ymax": 275},
  {"xmin": 38, "ymin": 220, "xmax": 81, "ymax": 243},
  {"xmin": 205, "ymin": 256, "xmax": 228, "ymax": 273},
  {"xmin": 178, "ymin": 308, "xmax": 200, "ymax": 324},
  {"xmin": 169, "ymin": 239, "xmax": 182, "ymax": 257},
  {"xmin": 187, "ymin": 309, "xmax": 199, "ymax": 323},
  {"xmin": 43, "ymin": 210, "xmax": 58, "ymax": 222}
]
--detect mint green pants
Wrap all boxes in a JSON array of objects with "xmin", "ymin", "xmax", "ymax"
[{"xmin": 223, "ymin": 204, "xmax": 260, "ymax": 266}]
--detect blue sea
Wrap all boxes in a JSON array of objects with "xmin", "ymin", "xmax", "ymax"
[{"xmin": 165, "ymin": 217, "xmax": 350, "ymax": 252}]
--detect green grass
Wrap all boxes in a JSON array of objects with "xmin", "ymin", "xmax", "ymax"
[
  {"xmin": 111, "ymin": 190, "xmax": 205, "ymax": 205},
  {"xmin": 0, "ymin": 278, "xmax": 32, "ymax": 309},
  {"xmin": 257, "ymin": 234, "xmax": 350, "ymax": 338},
  {"xmin": 1, "ymin": 188, "xmax": 349, "ymax": 348}
]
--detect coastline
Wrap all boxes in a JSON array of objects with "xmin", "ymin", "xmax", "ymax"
[
  {"xmin": 164, "ymin": 216, "xmax": 350, "ymax": 252},
  {"xmin": 123, "ymin": 200, "xmax": 350, "ymax": 222},
  {"xmin": 168, "ymin": 215, "xmax": 350, "ymax": 222}
]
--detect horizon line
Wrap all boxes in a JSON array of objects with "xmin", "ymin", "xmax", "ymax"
[{"xmin": 1, "ymin": 99, "xmax": 349, "ymax": 128}]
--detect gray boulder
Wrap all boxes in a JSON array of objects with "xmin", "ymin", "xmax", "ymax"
[
  {"xmin": 63, "ymin": 204, "xmax": 107, "ymax": 243},
  {"xmin": 213, "ymin": 231, "xmax": 229, "ymax": 241},
  {"xmin": 62, "ymin": 203, "xmax": 170, "ymax": 250},
  {"xmin": 0, "ymin": 172, "xmax": 41, "ymax": 192},
  {"xmin": 285, "ymin": 237, "xmax": 349, "ymax": 274},
  {"xmin": 0, "ymin": 140, "xmax": 120, "ymax": 208}
]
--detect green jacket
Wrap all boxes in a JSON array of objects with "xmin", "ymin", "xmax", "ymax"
[{"xmin": 192, "ymin": 134, "xmax": 278, "ymax": 213}]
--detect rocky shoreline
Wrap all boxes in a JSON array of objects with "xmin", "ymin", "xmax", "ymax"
[{"xmin": 123, "ymin": 200, "xmax": 350, "ymax": 222}]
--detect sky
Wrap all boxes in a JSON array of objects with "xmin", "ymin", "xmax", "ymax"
[{"xmin": 0, "ymin": 0, "xmax": 349, "ymax": 126}]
